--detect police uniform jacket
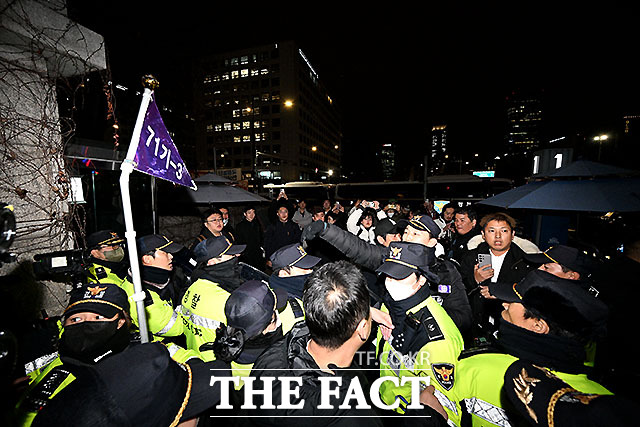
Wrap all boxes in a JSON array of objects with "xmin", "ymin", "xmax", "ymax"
[
  {"xmin": 377, "ymin": 285, "xmax": 465, "ymax": 426},
  {"xmin": 315, "ymin": 223, "xmax": 472, "ymax": 334}
]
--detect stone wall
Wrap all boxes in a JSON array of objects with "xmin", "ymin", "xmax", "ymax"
[{"xmin": 0, "ymin": 0, "xmax": 106, "ymax": 317}]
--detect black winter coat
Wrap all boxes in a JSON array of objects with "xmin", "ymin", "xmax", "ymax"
[
  {"xmin": 459, "ymin": 242, "xmax": 532, "ymax": 291},
  {"xmin": 240, "ymin": 323, "xmax": 383, "ymax": 426},
  {"xmin": 264, "ymin": 220, "xmax": 302, "ymax": 260},
  {"xmin": 459, "ymin": 242, "xmax": 534, "ymax": 339},
  {"xmin": 317, "ymin": 224, "xmax": 473, "ymax": 335},
  {"xmin": 235, "ymin": 218, "xmax": 265, "ymax": 270}
]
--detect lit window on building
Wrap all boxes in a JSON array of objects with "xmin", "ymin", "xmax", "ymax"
[
  {"xmin": 271, "ymin": 92, "xmax": 280, "ymax": 101},
  {"xmin": 233, "ymin": 109, "xmax": 241, "ymax": 118},
  {"xmin": 234, "ymin": 136, "xmax": 241, "ymax": 143},
  {"xmin": 260, "ymin": 68, "xmax": 269, "ymax": 75},
  {"xmin": 231, "ymin": 57, "xmax": 238, "ymax": 66},
  {"xmin": 251, "ymin": 69, "xmax": 259, "ymax": 76},
  {"xmin": 213, "ymin": 74, "xmax": 220, "ymax": 82},
  {"xmin": 206, "ymin": 124, "xmax": 213, "ymax": 132},
  {"xmin": 222, "ymin": 73, "xmax": 229, "ymax": 80},
  {"xmin": 233, "ymin": 123, "xmax": 241, "ymax": 130},
  {"xmin": 231, "ymin": 70, "xmax": 239, "ymax": 79},
  {"xmin": 243, "ymin": 121, "xmax": 251, "ymax": 129},
  {"xmin": 224, "ymin": 123, "xmax": 232, "ymax": 131},
  {"xmin": 255, "ymin": 133, "xmax": 262, "ymax": 141},
  {"xmin": 215, "ymin": 124, "xmax": 222, "ymax": 132},
  {"xmin": 243, "ymin": 135, "xmax": 251, "ymax": 142},
  {"xmin": 241, "ymin": 69, "xmax": 249, "ymax": 78},
  {"xmin": 203, "ymin": 75, "xmax": 212, "ymax": 84},
  {"xmin": 241, "ymin": 56, "xmax": 249, "ymax": 65}
]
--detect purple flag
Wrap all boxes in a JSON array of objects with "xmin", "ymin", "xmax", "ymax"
[{"xmin": 134, "ymin": 95, "xmax": 197, "ymax": 190}]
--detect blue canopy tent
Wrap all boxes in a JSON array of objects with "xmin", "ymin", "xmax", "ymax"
[
  {"xmin": 478, "ymin": 178, "xmax": 640, "ymax": 213},
  {"xmin": 478, "ymin": 161, "xmax": 640, "ymax": 249}
]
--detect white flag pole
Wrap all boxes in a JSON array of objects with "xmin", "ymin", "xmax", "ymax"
[{"xmin": 119, "ymin": 76, "xmax": 158, "ymax": 343}]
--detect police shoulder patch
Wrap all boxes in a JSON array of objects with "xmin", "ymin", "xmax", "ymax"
[{"xmin": 432, "ymin": 362, "xmax": 455, "ymax": 391}]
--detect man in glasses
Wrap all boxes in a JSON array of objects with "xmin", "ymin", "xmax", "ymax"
[{"xmin": 190, "ymin": 208, "xmax": 234, "ymax": 251}]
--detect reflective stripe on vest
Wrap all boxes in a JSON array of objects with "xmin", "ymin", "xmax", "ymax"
[
  {"xmin": 156, "ymin": 310, "xmax": 179, "ymax": 336},
  {"xmin": 24, "ymin": 352, "xmax": 58, "ymax": 376},
  {"xmin": 464, "ymin": 397, "xmax": 512, "ymax": 427},
  {"xmin": 433, "ymin": 388, "xmax": 459, "ymax": 417},
  {"xmin": 178, "ymin": 305, "xmax": 221, "ymax": 330}
]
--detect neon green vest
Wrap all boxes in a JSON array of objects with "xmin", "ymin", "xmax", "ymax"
[
  {"xmin": 14, "ymin": 343, "xmax": 197, "ymax": 426},
  {"xmin": 14, "ymin": 357, "xmax": 74, "ymax": 427},
  {"xmin": 178, "ymin": 278, "xmax": 231, "ymax": 361},
  {"xmin": 451, "ymin": 353, "xmax": 612, "ymax": 427},
  {"xmin": 86, "ymin": 262, "xmax": 124, "ymax": 285},
  {"xmin": 377, "ymin": 296, "xmax": 465, "ymax": 426},
  {"xmin": 117, "ymin": 278, "xmax": 183, "ymax": 337}
]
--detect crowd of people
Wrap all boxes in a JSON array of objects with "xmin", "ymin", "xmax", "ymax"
[{"xmin": 5, "ymin": 190, "xmax": 640, "ymax": 426}]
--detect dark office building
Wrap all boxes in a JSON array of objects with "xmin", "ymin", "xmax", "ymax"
[
  {"xmin": 379, "ymin": 143, "xmax": 396, "ymax": 180},
  {"xmin": 505, "ymin": 90, "xmax": 543, "ymax": 153},
  {"xmin": 430, "ymin": 125, "xmax": 447, "ymax": 174},
  {"xmin": 194, "ymin": 41, "xmax": 342, "ymax": 184}
]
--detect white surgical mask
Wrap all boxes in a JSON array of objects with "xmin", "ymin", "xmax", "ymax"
[
  {"xmin": 223, "ymin": 218, "xmax": 229, "ymax": 226},
  {"xmin": 385, "ymin": 280, "xmax": 416, "ymax": 301}
]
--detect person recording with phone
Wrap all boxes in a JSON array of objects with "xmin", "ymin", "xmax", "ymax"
[
  {"xmin": 346, "ymin": 200, "xmax": 388, "ymax": 244},
  {"xmin": 459, "ymin": 212, "xmax": 534, "ymax": 340}
]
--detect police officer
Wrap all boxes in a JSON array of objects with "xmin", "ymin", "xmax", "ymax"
[
  {"xmin": 14, "ymin": 284, "xmax": 131, "ymax": 426},
  {"xmin": 178, "ymin": 235, "xmax": 246, "ymax": 361},
  {"xmin": 213, "ymin": 280, "xmax": 304, "ymax": 390},
  {"xmin": 375, "ymin": 242, "xmax": 465, "ymax": 425},
  {"xmin": 118, "ymin": 235, "xmax": 188, "ymax": 337},
  {"xmin": 268, "ymin": 243, "xmax": 322, "ymax": 298},
  {"xmin": 85, "ymin": 230, "xmax": 128, "ymax": 284},
  {"xmin": 302, "ymin": 214, "xmax": 473, "ymax": 335},
  {"xmin": 448, "ymin": 269, "xmax": 611, "ymax": 427}
]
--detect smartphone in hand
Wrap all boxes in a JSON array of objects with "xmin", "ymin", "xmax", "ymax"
[{"xmin": 477, "ymin": 253, "xmax": 491, "ymax": 268}]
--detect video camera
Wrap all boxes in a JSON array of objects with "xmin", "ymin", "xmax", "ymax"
[{"xmin": 32, "ymin": 249, "xmax": 90, "ymax": 288}]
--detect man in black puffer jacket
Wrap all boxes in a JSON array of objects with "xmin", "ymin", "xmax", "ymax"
[
  {"xmin": 239, "ymin": 261, "xmax": 448, "ymax": 427},
  {"xmin": 302, "ymin": 215, "xmax": 472, "ymax": 338}
]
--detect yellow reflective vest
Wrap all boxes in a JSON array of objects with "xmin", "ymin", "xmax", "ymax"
[
  {"xmin": 377, "ymin": 295, "xmax": 465, "ymax": 426},
  {"xmin": 448, "ymin": 352, "xmax": 612, "ymax": 427}
]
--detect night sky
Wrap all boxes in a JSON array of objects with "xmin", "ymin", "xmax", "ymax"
[{"xmin": 67, "ymin": 2, "xmax": 640, "ymax": 175}]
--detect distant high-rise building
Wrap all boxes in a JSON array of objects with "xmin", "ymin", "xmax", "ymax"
[
  {"xmin": 379, "ymin": 143, "xmax": 396, "ymax": 180},
  {"xmin": 194, "ymin": 41, "xmax": 341, "ymax": 184},
  {"xmin": 430, "ymin": 125, "xmax": 447, "ymax": 174},
  {"xmin": 623, "ymin": 115, "xmax": 640, "ymax": 135},
  {"xmin": 505, "ymin": 91, "xmax": 543, "ymax": 153}
]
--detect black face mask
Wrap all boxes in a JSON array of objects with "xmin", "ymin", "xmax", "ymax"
[{"xmin": 59, "ymin": 318, "xmax": 130, "ymax": 364}]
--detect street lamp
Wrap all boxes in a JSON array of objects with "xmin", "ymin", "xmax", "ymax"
[
  {"xmin": 593, "ymin": 134, "xmax": 609, "ymax": 161},
  {"xmin": 284, "ymin": 99, "xmax": 294, "ymax": 108}
]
